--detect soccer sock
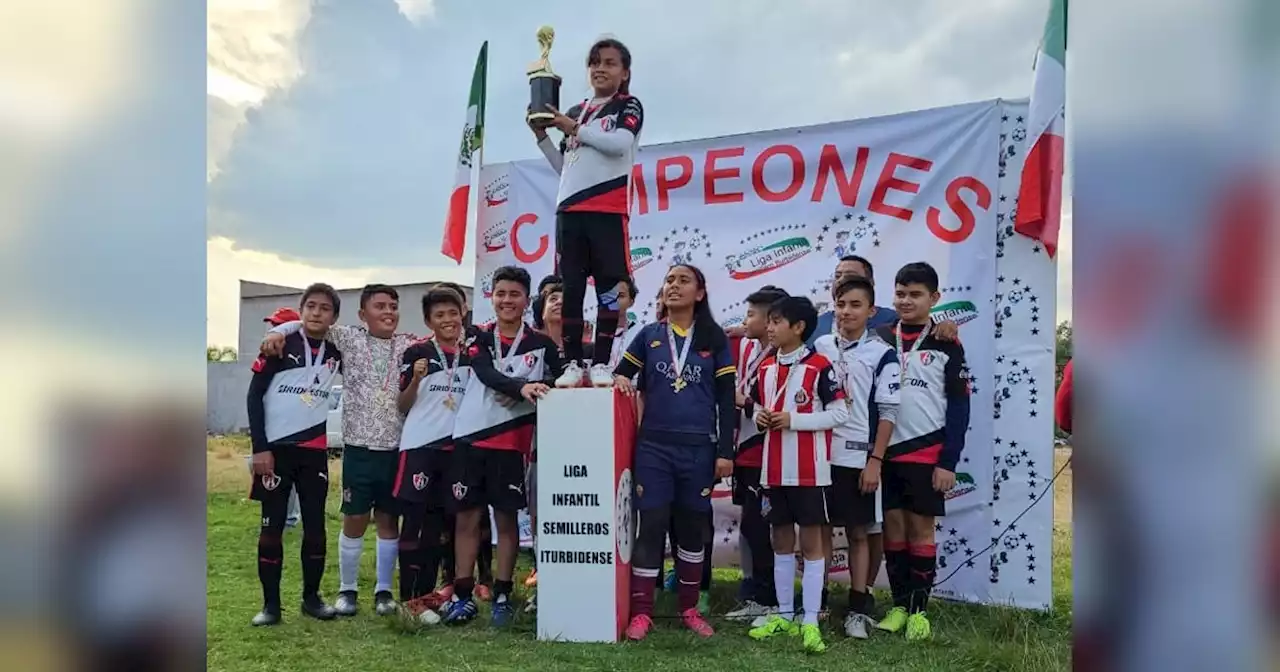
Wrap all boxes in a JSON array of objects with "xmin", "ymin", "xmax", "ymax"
[
  {"xmin": 630, "ymin": 567, "xmax": 658, "ymax": 617},
  {"xmin": 300, "ymin": 530, "xmax": 326, "ymax": 599},
  {"xmin": 592, "ymin": 309, "xmax": 619, "ymax": 366},
  {"xmin": 561, "ymin": 275, "xmax": 587, "ymax": 363},
  {"xmin": 455, "ymin": 576, "xmax": 475, "ymax": 601},
  {"xmin": 257, "ymin": 530, "xmax": 283, "ymax": 608},
  {"xmin": 338, "ymin": 533, "xmax": 362, "ymax": 593},
  {"xmin": 884, "ymin": 540, "xmax": 909, "ymax": 609},
  {"xmin": 847, "ymin": 587, "xmax": 871, "ymax": 616},
  {"xmin": 398, "ymin": 512, "xmax": 424, "ymax": 601},
  {"xmin": 773, "ymin": 553, "xmax": 796, "ymax": 620},
  {"xmin": 907, "ymin": 543, "xmax": 938, "ymax": 613},
  {"xmin": 493, "ymin": 579, "xmax": 514, "ymax": 604},
  {"xmin": 675, "ymin": 546, "xmax": 704, "ymax": 612},
  {"xmin": 441, "ymin": 516, "xmax": 456, "ymax": 585},
  {"xmin": 419, "ymin": 513, "xmax": 445, "ymax": 594},
  {"xmin": 375, "ymin": 537, "xmax": 398, "ymax": 595},
  {"xmin": 801, "ymin": 558, "xmax": 825, "ymax": 626}
]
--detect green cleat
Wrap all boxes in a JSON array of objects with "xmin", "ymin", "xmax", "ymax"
[
  {"xmin": 877, "ymin": 606, "xmax": 909, "ymax": 633},
  {"xmin": 801, "ymin": 623, "xmax": 826, "ymax": 653},
  {"xmin": 905, "ymin": 612, "xmax": 932, "ymax": 641},
  {"xmin": 697, "ymin": 590, "xmax": 711, "ymax": 615},
  {"xmin": 748, "ymin": 614, "xmax": 799, "ymax": 640}
]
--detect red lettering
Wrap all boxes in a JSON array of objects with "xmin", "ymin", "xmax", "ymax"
[
  {"xmin": 927, "ymin": 176, "xmax": 991, "ymax": 244},
  {"xmin": 751, "ymin": 144, "xmax": 805, "ymax": 203},
  {"xmin": 511, "ymin": 213, "xmax": 548, "ymax": 263},
  {"xmin": 630, "ymin": 163, "xmax": 648, "ymax": 216},
  {"xmin": 869, "ymin": 152, "xmax": 933, "ymax": 221},
  {"xmin": 810, "ymin": 144, "xmax": 870, "ymax": 207},
  {"xmin": 655, "ymin": 156, "xmax": 693, "ymax": 212},
  {"xmin": 703, "ymin": 147, "xmax": 745, "ymax": 205}
]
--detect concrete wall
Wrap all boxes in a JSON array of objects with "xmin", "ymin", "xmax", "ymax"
[{"xmin": 207, "ymin": 361, "xmax": 253, "ymax": 434}]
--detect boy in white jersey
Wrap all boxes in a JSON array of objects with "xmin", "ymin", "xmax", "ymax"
[
  {"xmin": 812, "ymin": 276, "xmax": 900, "ymax": 639},
  {"xmin": 393, "ymin": 287, "xmax": 471, "ymax": 624},
  {"xmin": 531, "ymin": 37, "xmax": 644, "ymax": 388}
]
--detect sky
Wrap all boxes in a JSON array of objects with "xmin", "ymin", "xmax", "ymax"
[{"xmin": 206, "ymin": 0, "xmax": 1073, "ymax": 346}]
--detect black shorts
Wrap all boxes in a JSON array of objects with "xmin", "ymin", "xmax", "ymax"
[
  {"xmin": 732, "ymin": 466, "xmax": 763, "ymax": 506},
  {"xmin": 882, "ymin": 461, "xmax": 946, "ymax": 517},
  {"xmin": 762, "ymin": 486, "xmax": 829, "ymax": 527},
  {"xmin": 448, "ymin": 443, "xmax": 527, "ymax": 512},
  {"xmin": 555, "ymin": 210, "xmax": 631, "ymax": 288},
  {"xmin": 250, "ymin": 445, "xmax": 329, "ymax": 509},
  {"xmin": 393, "ymin": 449, "xmax": 452, "ymax": 511},
  {"xmin": 828, "ymin": 466, "xmax": 877, "ymax": 529}
]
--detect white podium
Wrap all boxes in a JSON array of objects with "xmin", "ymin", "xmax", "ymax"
[{"xmin": 534, "ymin": 388, "xmax": 636, "ymax": 643}]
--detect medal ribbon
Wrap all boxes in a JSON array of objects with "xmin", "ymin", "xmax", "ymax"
[
  {"xmin": 665, "ymin": 323, "xmax": 694, "ymax": 389},
  {"xmin": 491, "ymin": 322, "xmax": 526, "ymax": 366},
  {"xmin": 435, "ymin": 338, "xmax": 460, "ymax": 406},
  {"xmin": 896, "ymin": 322, "xmax": 930, "ymax": 380},
  {"xmin": 768, "ymin": 345, "xmax": 807, "ymax": 411}
]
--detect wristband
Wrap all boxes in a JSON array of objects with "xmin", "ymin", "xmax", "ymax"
[{"xmin": 867, "ymin": 454, "xmax": 883, "ymax": 463}]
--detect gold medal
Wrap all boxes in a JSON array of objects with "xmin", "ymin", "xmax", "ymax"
[
  {"xmin": 300, "ymin": 392, "xmax": 315, "ymax": 407},
  {"xmin": 672, "ymin": 377, "xmax": 687, "ymax": 393},
  {"xmin": 443, "ymin": 395, "xmax": 457, "ymax": 411}
]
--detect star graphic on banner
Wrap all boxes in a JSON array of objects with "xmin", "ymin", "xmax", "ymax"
[
  {"xmin": 949, "ymin": 528, "xmax": 958, "ymax": 536},
  {"xmin": 1016, "ymin": 115, "xmax": 1024, "ymax": 123},
  {"xmin": 817, "ymin": 234, "xmax": 825, "ymax": 243},
  {"xmin": 999, "ymin": 195, "xmax": 1007, "ymax": 203},
  {"xmin": 815, "ymin": 245, "xmax": 823, "ymax": 252},
  {"xmin": 993, "ymin": 519, "xmax": 1002, "ymax": 527},
  {"xmin": 873, "ymin": 239, "xmax": 881, "ymax": 247},
  {"xmin": 1012, "ymin": 278, "xmax": 1022, "ymax": 286},
  {"xmin": 821, "ymin": 224, "xmax": 830, "ymax": 233},
  {"xmin": 831, "ymin": 216, "xmax": 839, "ymax": 224},
  {"xmin": 1027, "ymin": 459, "xmax": 1036, "ymax": 469},
  {"xmin": 859, "ymin": 214, "xmax": 867, "ymax": 222},
  {"xmin": 1029, "ymin": 470, "xmax": 1038, "ymax": 479},
  {"xmin": 1032, "ymin": 245, "xmax": 1042, "ymax": 254},
  {"xmin": 935, "ymin": 522, "xmax": 944, "ymax": 532},
  {"xmin": 1028, "ymin": 576, "xmax": 1036, "ymax": 585},
  {"xmin": 1001, "ymin": 114, "xmax": 1009, "ymax": 122},
  {"xmin": 1031, "ymin": 328, "xmax": 1040, "ymax": 336},
  {"xmin": 994, "ymin": 436, "xmax": 1003, "ymax": 445},
  {"xmin": 966, "ymin": 560, "xmax": 976, "ymax": 568},
  {"xmin": 845, "ymin": 212, "xmax": 854, "ymax": 220}
]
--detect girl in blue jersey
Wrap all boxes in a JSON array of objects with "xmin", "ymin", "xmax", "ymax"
[{"xmin": 612, "ymin": 264, "xmax": 737, "ymax": 640}]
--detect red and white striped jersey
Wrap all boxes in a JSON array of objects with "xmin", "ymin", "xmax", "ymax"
[
  {"xmin": 732, "ymin": 335, "xmax": 770, "ymax": 467},
  {"xmin": 752, "ymin": 347, "xmax": 848, "ymax": 487}
]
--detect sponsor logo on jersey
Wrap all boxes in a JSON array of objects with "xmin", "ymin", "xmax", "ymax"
[
  {"xmin": 481, "ymin": 220, "xmax": 509, "ymax": 252},
  {"xmin": 944, "ymin": 472, "xmax": 977, "ymax": 500},
  {"xmin": 629, "ymin": 246, "xmax": 654, "ymax": 272},
  {"xmin": 727, "ymin": 236, "xmax": 813, "ymax": 280},
  {"xmin": 930, "ymin": 300, "xmax": 979, "ymax": 326}
]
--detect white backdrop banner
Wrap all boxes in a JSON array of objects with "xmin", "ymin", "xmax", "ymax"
[{"xmin": 475, "ymin": 99, "xmax": 1056, "ymax": 610}]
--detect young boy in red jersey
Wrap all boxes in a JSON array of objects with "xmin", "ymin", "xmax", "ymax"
[
  {"xmin": 874, "ymin": 262, "xmax": 970, "ymax": 642},
  {"xmin": 247, "ymin": 283, "xmax": 344, "ymax": 626},
  {"xmin": 746, "ymin": 296, "xmax": 848, "ymax": 654}
]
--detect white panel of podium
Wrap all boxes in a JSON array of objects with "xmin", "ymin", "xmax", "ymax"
[{"xmin": 534, "ymin": 388, "xmax": 636, "ymax": 643}]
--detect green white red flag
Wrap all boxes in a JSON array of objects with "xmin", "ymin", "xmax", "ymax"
[
  {"xmin": 441, "ymin": 42, "xmax": 487, "ymax": 264},
  {"xmin": 1014, "ymin": 0, "xmax": 1066, "ymax": 257}
]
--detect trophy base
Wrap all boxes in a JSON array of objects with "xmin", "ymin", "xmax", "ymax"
[{"xmin": 529, "ymin": 73, "xmax": 562, "ymax": 121}]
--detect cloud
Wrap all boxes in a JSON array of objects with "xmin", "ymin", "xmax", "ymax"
[{"xmin": 394, "ymin": 0, "xmax": 436, "ymax": 24}]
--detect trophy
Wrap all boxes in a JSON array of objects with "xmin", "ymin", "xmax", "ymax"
[{"xmin": 527, "ymin": 25, "xmax": 561, "ymax": 128}]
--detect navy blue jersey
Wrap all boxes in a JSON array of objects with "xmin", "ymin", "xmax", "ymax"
[{"xmin": 619, "ymin": 321, "xmax": 735, "ymax": 441}]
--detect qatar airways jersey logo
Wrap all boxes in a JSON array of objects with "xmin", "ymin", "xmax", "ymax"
[
  {"xmin": 483, "ymin": 175, "xmax": 509, "ymax": 207},
  {"xmin": 726, "ymin": 235, "xmax": 813, "ymax": 280}
]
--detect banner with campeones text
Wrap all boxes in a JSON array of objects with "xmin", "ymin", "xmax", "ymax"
[{"xmin": 475, "ymin": 99, "xmax": 1057, "ymax": 611}]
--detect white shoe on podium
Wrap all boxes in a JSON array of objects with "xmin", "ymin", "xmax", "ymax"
[
  {"xmin": 555, "ymin": 361, "xmax": 585, "ymax": 388},
  {"xmin": 588, "ymin": 363, "xmax": 614, "ymax": 387}
]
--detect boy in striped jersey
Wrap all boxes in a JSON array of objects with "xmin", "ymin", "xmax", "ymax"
[
  {"xmin": 725, "ymin": 285, "xmax": 788, "ymax": 623},
  {"xmin": 393, "ymin": 287, "xmax": 471, "ymax": 622},
  {"xmin": 812, "ymin": 276, "xmax": 900, "ymax": 639},
  {"xmin": 874, "ymin": 262, "xmax": 970, "ymax": 642},
  {"xmin": 247, "ymin": 283, "xmax": 344, "ymax": 626},
  {"xmin": 747, "ymin": 297, "xmax": 848, "ymax": 654}
]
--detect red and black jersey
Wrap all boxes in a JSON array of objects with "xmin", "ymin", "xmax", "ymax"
[
  {"xmin": 398, "ymin": 338, "xmax": 471, "ymax": 451},
  {"xmin": 543, "ymin": 94, "xmax": 644, "ymax": 214},
  {"xmin": 247, "ymin": 332, "xmax": 343, "ymax": 454},
  {"xmin": 452, "ymin": 323, "xmax": 562, "ymax": 452}
]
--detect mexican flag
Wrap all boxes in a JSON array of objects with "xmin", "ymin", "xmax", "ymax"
[
  {"xmin": 1014, "ymin": 0, "xmax": 1066, "ymax": 257},
  {"xmin": 441, "ymin": 42, "xmax": 488, "ymax": 264}
]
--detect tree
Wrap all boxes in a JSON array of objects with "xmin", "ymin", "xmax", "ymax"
[{"xmin": 207, "ymin": 346, "xmax": 237, "ymax": 362}]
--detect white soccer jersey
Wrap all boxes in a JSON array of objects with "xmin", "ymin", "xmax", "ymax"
[
  {"xmin": 875, "ymin": 324, "xmax": 968, "ymax": 463},
  {"xmin": 398, "ymin": 340, "xmax": 471, "ymax": 451},
  {"xmin": 812, "ymin": 332, "xmax": 900, "ymax": 469},
  {"xmin": 452, "ymin": 325, "xmax": 558, "ymax": 450},
  {"xmin": 537, "ymin": 94, "xmax": 644, "ymax": 214}
]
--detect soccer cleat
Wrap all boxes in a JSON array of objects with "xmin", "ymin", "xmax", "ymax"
[
  {"xmin": 435, "ymin": 583, "xmax": 455, "ymax": 601},
  {"xmin": 419, "ymin": 608, "xmax": 442, "ymax": 626},
  {"xmin": 877, "ymin": 606, "xmax": 908, "ymax": 633},
  {"xmin": 663, "ymin": 568, "xmax": 678, "ymax": 592},
  {"xmin": 442, "ymin": 596, "xmax": 478, "ymax": 625},
  {"xmin": 588, "ymin": 363, "xmax": 615, "ymax": 387},
  {"xmin": 697, "ymin": 591, "xmax": 711, "ymax": 615},
  {"xmin": 905, "ymin": 612, "xmax": 932, "ymax": 641},
  {"xmin": 374, "ymin": 591, "xmax": 398, "ymax": 616},
  {"xmin": 524, "ymin": 570, "xmax": 538, "ymax": 588},
  {"xmin": 475, "ymin": 584, "xmax": 493, "ymax": 602},
  {"xmin": 333, "ymin": 590, "xmax": 359, "ymax": 616},
  {"xmin": 843, "ymin": 613, "xmax": 875, "ymax": 639},
  {"xmin": 523, "ymin": 591, "xmax": 537, "ymax": 613},
  {"xmin": 725, "ymin": 600, "xmax": 776, "ymax": 623},
  {"xmin": 555, "ymin": 361, "xmax": 585, "ymax": 388},
  {"xmin": 300, "ymin": 594, "xmax": 336, "ymax": 621},
  {"xmin": 681, "ymin": 607, "xmax": 715, "ymax": 638},
  {"xmin": 491, "ymin": 596, "xmax": 516, "ymax": 628},
  {"xmin": 801, "ymin": 623, "xmax": 827, "ymax": 653},
  {"xmin": 748, "ymin": 615, "xmax": 799, "ymax": 640},
  {"xmin": 285, "ymin": 515, "xmax": 299, "ymax": 528},
  {"xmin": 251, "ymin": 606, "xmax": 282, "ymax": 627},
  {"xmin": 624, "ymin": 614, "xmax": 654, "ymax": 641}
]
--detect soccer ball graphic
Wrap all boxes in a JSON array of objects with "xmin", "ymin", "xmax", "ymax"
[{"xmin": 615, "ymin": 469, "xmax": 633, "ymax": 565}]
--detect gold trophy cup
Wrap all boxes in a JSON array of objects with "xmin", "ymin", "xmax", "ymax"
[{"xmin": 527, "ymin": 25, "xmax": 562, "ymax": 128}]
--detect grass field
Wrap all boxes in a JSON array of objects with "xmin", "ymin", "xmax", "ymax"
[{"xmin": 207, "ymin": 435, "xmax": 1072, "ymax": 671}]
